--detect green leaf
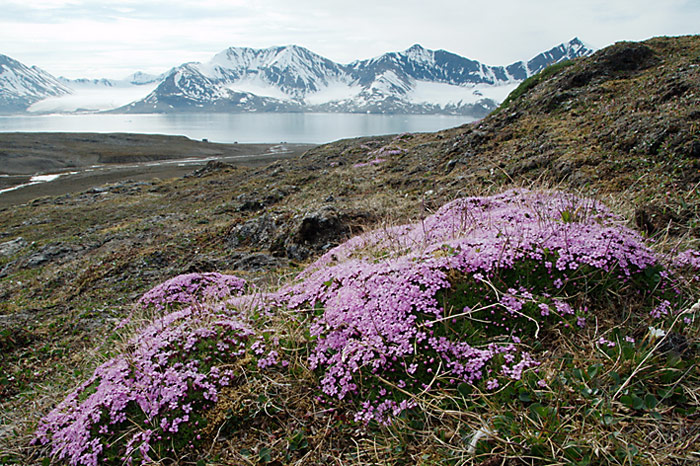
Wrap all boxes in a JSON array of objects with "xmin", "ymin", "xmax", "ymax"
[
  {"xmin": 633, "ymin": 395, "xmax": 645, "ymax": 410},
  {"xmin": 622, "ymin": 444, "xmax": 639, "ymax": 458},
  {"xmin": 288, "ymin": 430, "xmax": 308, "ymax": 451},
  {"xmin": 501, "ymin": 383, "xmax": 515, "ymax": 400},
  {"xmin": 609, "ymin": 371, "xmax": 621, "ymax": 386},
  {"xmin": 518, "ymin": 390, "xmax": 532, "ymax": 402},
  {"xmin": 409, "ymin": 418, "xmax": 424, "ymax": 430},
  {"xmin": 620, "ymin": 395, "xmax": 635, "ymax": 408},
  {"xmin": 563, "ymin": 445, "xmax": 584, "ymax": 461},
  {"xmin": 572, "ymin": 368, "xmax": 586, "ymax": 382},
  {"xmin": 587, "ymin": 363, "xmax": 602, "ymax": 379},
  {"xmin": 457, "ymin": 382, "xmax": 473, "ymax": 397},
  {"xmin": 530, "ymin": 441, "xmax": 548, "ymax": 457},
  {"xmin": 493, "ymin": 412, "xmax": 516, "ymax": 432},
  {"xmin": 529, "ymin": 403, "xmax": 555, "ymax": 420},
  {"xmin": 259, "ymin": 447, "xmax": 272, "ymax": 463},
  {"xmin": 645, "ymin": 394, "xmax": 658, "ymax": 409}
]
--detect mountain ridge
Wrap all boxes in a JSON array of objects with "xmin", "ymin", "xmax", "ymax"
[
  {"xmin": 122, "ymin": 38, "xmax": 591, "ymax": 115},
  {"xmin": 1, "ymin": 38, "xmax": 593, "ymax": 115}
]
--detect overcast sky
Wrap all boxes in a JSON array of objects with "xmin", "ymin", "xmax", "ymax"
[{"xmin": 2, "ymin": 0, "xmax": 698, "ymax": 79}]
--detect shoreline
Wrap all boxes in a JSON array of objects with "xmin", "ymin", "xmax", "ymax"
[{"xmin": 0, "ymin": 132, "xmax": 315, "ymax": 208}]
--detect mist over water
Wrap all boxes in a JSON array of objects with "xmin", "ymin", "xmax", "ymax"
[{"xmin": 0, "ymin": 113, "xmax": 476, "ymax": 144}]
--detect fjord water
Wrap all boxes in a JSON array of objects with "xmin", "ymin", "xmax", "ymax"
[{"xmin": 0, "ymin": 113, "xmax": 476, "ymax": 144}]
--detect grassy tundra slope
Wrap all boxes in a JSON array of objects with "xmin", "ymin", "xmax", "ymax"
[{"xmin": 1, "ymin": 35, "xmax": 699, "ymax": 465}]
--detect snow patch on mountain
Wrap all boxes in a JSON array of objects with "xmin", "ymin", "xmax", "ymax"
[
  {"xmin": 225, "ymin": 76, "xmax": 291, "ymax": 100},
  {"xmin": 304, "ymin": 80, "xmax": 363, "ymax": 105},
  {"xmin": 407, "ymin": 82, "xmax": 520, "ymax": 107},
  {"xmin": 369, "ymin": 71, "xmax": 412, "ymax": 96}
]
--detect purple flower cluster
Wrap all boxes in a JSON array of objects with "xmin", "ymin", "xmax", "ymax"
[
  {"xmin": 353, "ymin": 143, "xmax": 406, "ymax": 168},
  {"xmin": 138, "ymin": 272, "xmax": 247, "ymax": 310},
  {"xmin": 371, "ymin": 144, "xmax": 407, "ymax": 156},
  {"xmin": 283, "ymin": 189, "xmax": 663, "ymax": 423},
  {"xmin": 35, "ymin": 304, "xmax": 254, "ymax": 465},
  {"xmin": 36, "ymin": 189, "xmax": 686, "ymax": 460},
  {"xmin": 672, "ymin": 249, "xmax": 700, "ymax": 281},
  {"xmin": 353, "ymin": 158, "xmax": 386, "ymax": 168},
  {"xmin": 672, "ymin": 249, "xmax": 700, "ymax": 268}
]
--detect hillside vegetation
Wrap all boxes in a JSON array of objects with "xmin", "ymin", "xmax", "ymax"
[{"xmin": 1, "ymin": 35, "xmax": 699, "ymax": 465}]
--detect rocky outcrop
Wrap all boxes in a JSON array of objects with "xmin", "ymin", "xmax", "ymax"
[
  {"xmin": 0, "ymin": 237, "xmax": 27, "ymax": 257},
  {"xmin": 226, "ymin": 207, "xmax": 374, "ymax": 262}
]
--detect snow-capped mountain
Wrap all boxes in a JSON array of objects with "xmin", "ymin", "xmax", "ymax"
[
  {"xmin": 122, "ymin": 45, "xmax": 353, "ymax": 113},
  {"xmin": 506, "ymin": 37, "xmax": 591, "ymax": 79},
  {"xmin": 1, "ymin": 38, "xmax": 593, "ymax": 116},
  {"xmin": 208, "ymin": 45, "xmax": 349, "ymax": 98},
  {"xmin": 130, "ymin": 61, "xmax": 304, "ymax": 112},
  {"xmin": 0, "ymin": 53, "xmax": 72, "ymax": 113},
  {"xmin": 120, "ymin": 38, "xmax": 592, "ymax": 116}
]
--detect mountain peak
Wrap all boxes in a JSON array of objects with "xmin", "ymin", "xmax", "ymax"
[
  {"xmin": 211, "ymin": 44, "xmax": 325, "ymax": 69},
  {"xmin": 126, "ymin": 71, "xmax": 161, "ymax": 85},
  {"xmin": 566, "ymin": 37, "xmax": 587, "ymax": 50},
  {"xmin": 520, "ymin": 38, "xmax": 594, "ymax": 77},
  {"xmin": 406, "ymin": 43, "xmax": 426, "ymax": 51},
  {"xmin": 567, "ymin": 37, "xmax": 595, "ymax": 55},
  {"xmin": 279, "ymin": 44, "xmax": 307, "ymax": 52},
  {"xmin": 271, "ymin": 44, "xmax": 320, "ymax": 61},
  {"xmin": 0, "ymin": 53, "xmax": 71, "ymax": 112},
  {"xmin": 0, "ymin": 53, "xmax": 22, "ymax": 69},
  {"xmin": 401, "ymin": 43, "xmax": 435, "ymax": 64}
]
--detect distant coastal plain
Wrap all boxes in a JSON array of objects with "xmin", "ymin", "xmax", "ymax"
[{"xmin": 0, "ymin": 132, "xmax": 314, "ymax": 208}]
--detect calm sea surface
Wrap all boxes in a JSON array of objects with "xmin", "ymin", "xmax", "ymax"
[{"xmin": 0, "ymin": 113, "xmax": 476, "ymax": 144}]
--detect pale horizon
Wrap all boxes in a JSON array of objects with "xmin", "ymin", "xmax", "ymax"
[{"xmin": 1, "ymin": 0, "xmax": 698, "ymax": 80}]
